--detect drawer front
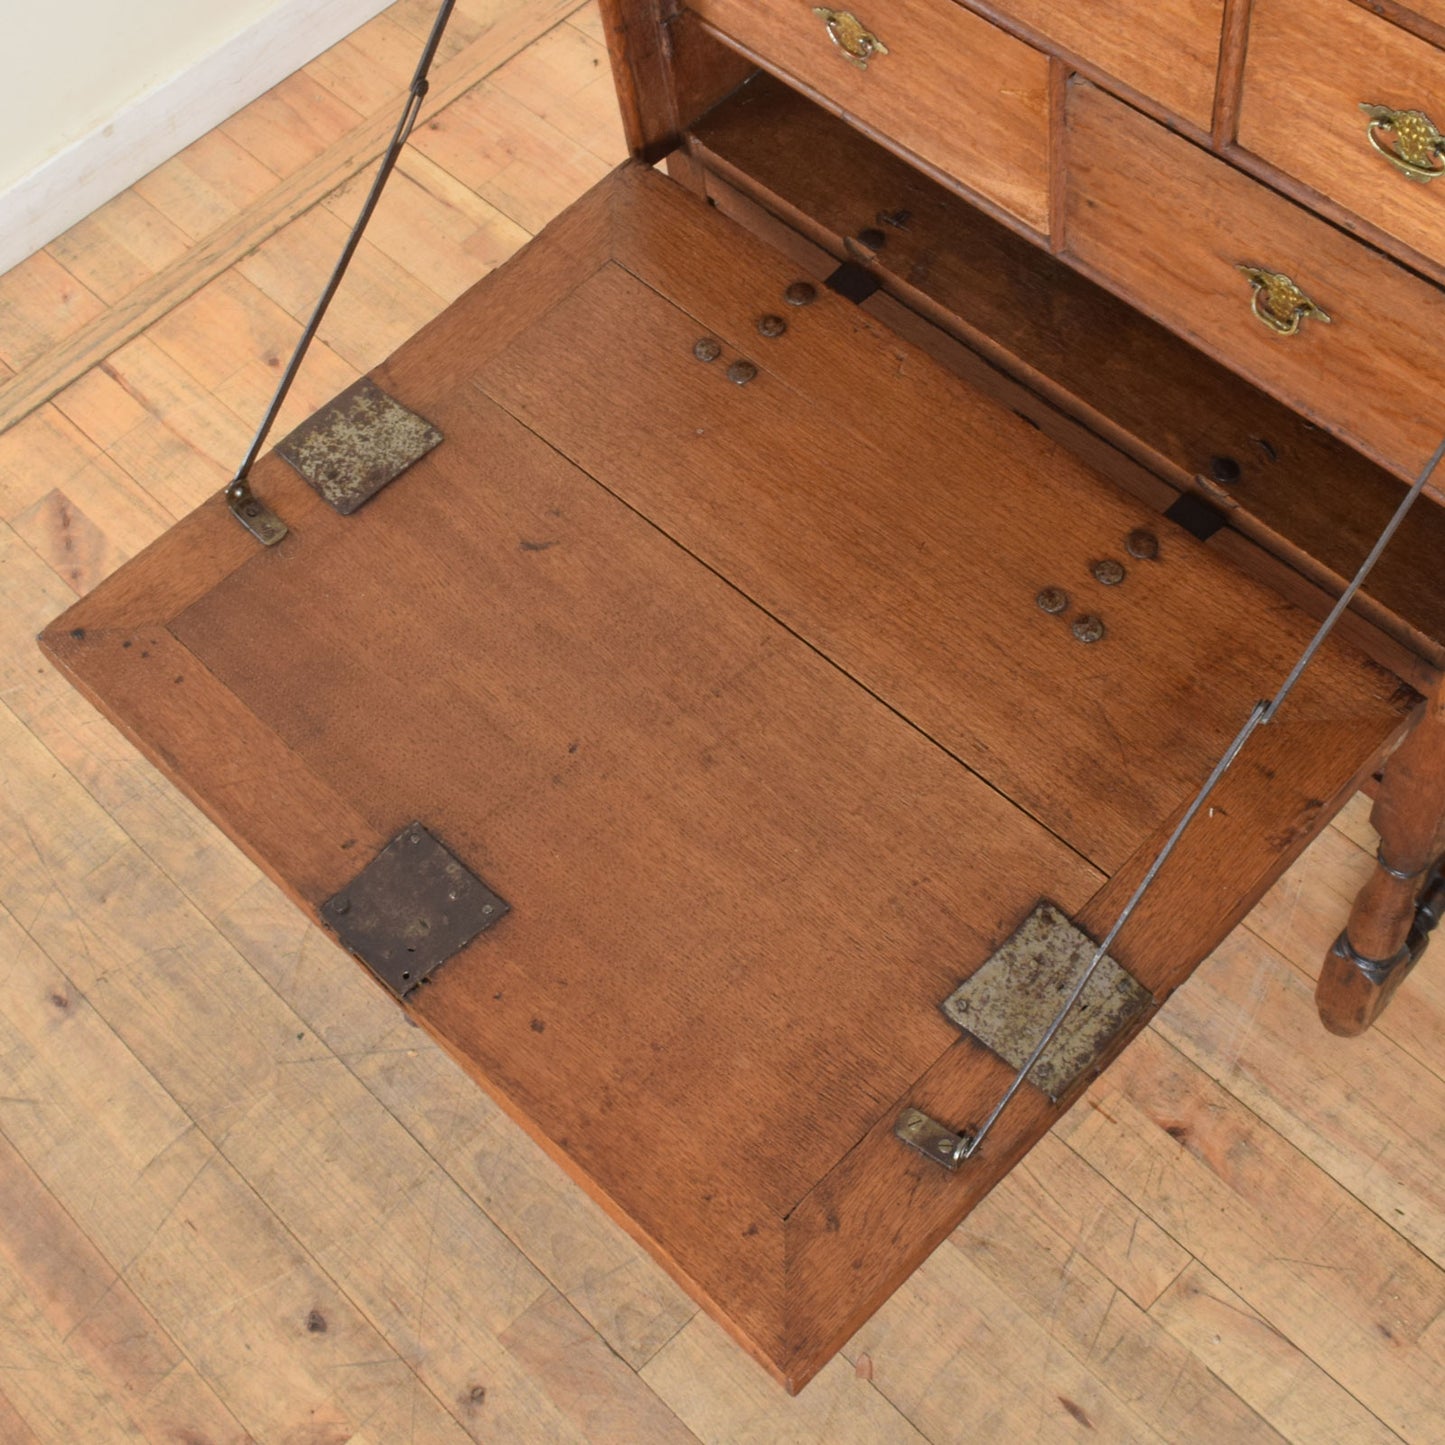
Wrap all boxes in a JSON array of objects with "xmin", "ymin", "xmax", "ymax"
[
  {"xmin": 689, "ymin": 0, "xmax": 1051, "ymax": 232},
  {"xmin": 993, "ymin": 0, "xmax": 1224, "ymax": 131},
  {"xmin": 1240, "ymin": 0, "xmax": 1445, "ymax": 272},
  {"xmin": 1064, "ymin": 81, "xmax": 1445, "ymax": 480}
]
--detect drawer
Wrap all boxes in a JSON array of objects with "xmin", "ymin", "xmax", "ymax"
[
  {"xmin": 992, "ymin": 0, "xmax": 1225, "ymax": 131},
  {"xmin": 688, "ymin": 0, "xmax": 1051, "ymax": 232},
  {"xmin": 1240, "ymin": 0, "xmax": 1445, "ymax": 273},
  {"xmin": 1064, "ymin": 81, "xmax": 1445, "ymax": 481}
]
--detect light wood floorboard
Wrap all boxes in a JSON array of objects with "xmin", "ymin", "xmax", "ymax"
[{"xmin": 0, "ymin": 2, "xmax": 1440, "ymax": 1439}]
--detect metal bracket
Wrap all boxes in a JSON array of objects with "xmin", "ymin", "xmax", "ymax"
[
  {"xmin": 278, "ymin": 378, "xmax": 443, "ymax": 515},
  {"xmin": 940, "ymin": 901, "xmax": 1151, "ymax": 1101},
  {"xmin": 893, "ymin": 1107, "xmax": 971, "ymax": 1169},
  {"xmin": 322, "ymin": 821, "xmax": 508, "ymax": 997},
  {"xmin": 225, "ymin": 478, "xmax": 288, "ymax": 547}
]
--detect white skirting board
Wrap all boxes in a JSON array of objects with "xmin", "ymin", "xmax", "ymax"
[{"xmin": 0, "ymin": 0, "xmax": 393, "ymax": 276}]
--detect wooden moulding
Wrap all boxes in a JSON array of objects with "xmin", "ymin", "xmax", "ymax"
[
  {"xmin": 41, "ymin": 164, "xmax": 1416, "ymax": 1391},
  {"xmin": 685, "ymin": 73, "xmax": 1445, "ymax": 664}
]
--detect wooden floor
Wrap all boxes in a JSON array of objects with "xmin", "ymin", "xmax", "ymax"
[{"xmin": 0, "ymin": 1, "xmax": 1441, "ymax": 1438}]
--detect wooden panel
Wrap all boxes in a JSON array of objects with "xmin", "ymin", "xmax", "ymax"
[
  {"xmin": 686, "ymin": 75, "xmax": 1445, "ymax": 652},
  {"xmin": 1064, "ymin": 80, "xmax": 1445, "ymax": 482},
  {"xmin": 38, "ymin": 164, "xmax": 1415, "ymax": 1393},
  {"xmin": 1240, "ymin": 0, "xmax": 1445, "ymax": 272},
  {"xmin": 686, "ymin": 0, "xmax": 1051, "ymax": 231},
  {"xmin": 988, "ymin": 0, "xmax": 1226, "ymax": 130},
  {"xmin": 493, "ymin": 167, "xmax": 1410, "ymax": 871}
]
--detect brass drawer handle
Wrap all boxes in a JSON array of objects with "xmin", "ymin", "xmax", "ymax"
[
  {"xmin": 1237, "ymin": 265, "xmax": 1333, "ymax": 337},
  {"xmin": 1361, "ymin": 103, "xmax": 1444, "ymax": 184},
  {"xmin": 812, "ymin": 8, "xmax": 888, "ymax": 69}
]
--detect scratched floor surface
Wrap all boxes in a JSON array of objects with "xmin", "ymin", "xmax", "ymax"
[{"xmin": 0, "ymin": 2, "xmax": 1442, "ymax": 1439}]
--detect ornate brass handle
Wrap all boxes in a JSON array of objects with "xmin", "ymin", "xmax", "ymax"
[
  {"xmin": 1361, "ymin": 103, "xmax": 1445, "ymax": 183},
  {"xmin": 811, "ymin": 8, "xmax": 888, "ymax": 69},
  {"xmin": 1237, "ymin": 265, "xmax": 1333, "ymax": 337}
]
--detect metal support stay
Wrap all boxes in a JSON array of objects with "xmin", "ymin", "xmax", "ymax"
[
  {"xmin": 901, "ymin": 432, "xmax": 1445, "ymax": 1168},
  {"xmin": 222, "ymin": 0, "xmax": 457, "ymax": 545}
]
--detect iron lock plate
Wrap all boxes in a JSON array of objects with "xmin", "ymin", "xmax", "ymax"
[{"xmin": 322, "ymin": 822, "xmax": 508, "ymax": 997}]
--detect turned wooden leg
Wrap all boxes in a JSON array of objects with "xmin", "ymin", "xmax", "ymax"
[{"xmin": 1318, "ymin": 677, "xmax": 1445, "ymax": 1035}]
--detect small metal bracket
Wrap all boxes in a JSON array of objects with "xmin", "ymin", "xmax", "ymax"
[
  {"xmin": 940, "ymin": 901, "xmax": 1152, "ymax": 1101},
  {"xmin": 225, "ymin": 478, "xmax": 288, "ymax": 546},
  {"xmin": 322, "ymin": 821, "xmax": 508, "ymax": 998},
  {"xmin": 278, "ymin": 377, "xmax": 443, "ymax": 515},
  {"xmin": 894, "ymin": 1106, "xmax": 971, "ymax": 1169}
]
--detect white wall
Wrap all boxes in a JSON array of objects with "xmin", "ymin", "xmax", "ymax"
[{"xmin": 0, "ymin": 0, "xmax": 393, "ymax": 272}]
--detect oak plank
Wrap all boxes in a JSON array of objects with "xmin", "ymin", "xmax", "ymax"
[
  {"xmin": 1055, "ymin": 1031, "xmax": 1445, "ymax": 1441},
  {"xmin": 642, "ymin": 1312, "xmax": 929, "ymax": 1444},
  {"xmin": 411, "ymin": 81, "xmax": 614, "ymax": 232},
  {"xmin": 953, "ymin": 1172, "xmax": 1283, "ymax": 1443},
  {"xmin": 1003, "ymin": 1133, "xmax": 1191, "ymax": 1311},
  {"xmin": 489, "ymin": 20, "xmax": 631, "ymax": 164},
  {"xmin": 0, "ymin": 253, "xmax": 109, "ymax": 372},
  {"xmin": 219, "ymin": 69, "xmax": 367, "ymax": 180},
  {"xmin": 44, "ymin": 190, "xmax": 193, "ymax": 308},
  {"xmin": 0, "ymin": 902, "xmax": 466, "ymax": 1442},
  {"xmin": 322, "ymin": 163, "xmax": 530, "ymax": 302},
  {"xmin": 0, "ymin": 1132, "xmax": 250, "ymax": 1444},
  {"xmin": 841, "ymin": 1240, "xmax": 1166, "ymax": 1443},
  {"xmin": 688, "ymin": 75, "xmax": 1445, "ymax": 639},
  {"xmin": 1152, "ymin": 929, "xmax": 1445, "ymax": 1265},
  {"xmin": 1150, "ymin": 1262, "xmax": 1405, "ymax": 1445}
]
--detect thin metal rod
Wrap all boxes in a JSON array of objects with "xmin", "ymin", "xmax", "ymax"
[
  {"xmin": 960, "ymin": 700, "xmax": 1268, "ymax": 1158},
  {"xmin": 1262, "ymin": 431, "xmax": 1445, "ymax": 721},
  {"xmin": 226, "ymin": 0, "xmax": 457, "ymax": 500},
  {"xmin": 960, "ymin": 436, "xmax": 1445, "ymax": 1161}
]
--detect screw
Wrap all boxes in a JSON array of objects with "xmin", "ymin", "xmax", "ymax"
[
  {"xmin": 1036, "ymin": 587, "xmax": 1069, "ymax": 615},
  {"xmin": 692, "ymin": 337, "xmax": 722, "ymax": 362},
  {"xmin": 243, "ymin": 502, "xmax": 260, "ymax": 518},
  {"xmin": 727, "ymin": 360, "xmax": 758, "ymax": 386},
  {"xmin": 410, "ymin": 831, "xmax": 422, "ymax": 844},
  {"xmin": 482, "ymin": 903, "xmax": 495, "ymax": 915},
  {"xmin": 1208, "ymin": 455, "xmax": 1242, "ymax": 485},
  {"xmin": 1091, "ymin": 559, "xmax": 1126, "ymax": 586},
  {"xmin": 332, "ymin": 897, "xmax": 350, "ymax": 915},
  {"xmin": 1125, "ymin": 529, "xmax": 1159, "ymax": 560},
  {"xmin": 784, "ymin": 281, "xmax": 817, "ymax": 307},
  {"xmin": 856, "ymin": 227, "xmax": 887, "ymax": 250},
  {"xmin": 757, "ymin": 314, "xmax": 787, "ymax": 338},
  {"xmin": 936, "ymin": 1138, "xmax": 952, "ymax": 1154},
  {"xmin": 1072, "ymin": 615, "xmax": 1106, "ymax": 644}
]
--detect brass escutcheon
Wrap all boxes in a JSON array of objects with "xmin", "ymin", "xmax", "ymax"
[
  {"xmin": 1236, "ymin": 265, "xmax": 1333, "ymax": 337},
  {"xmin": 812, "ymin": 8, "xmax": 888, "ymax": 68},
  {"xmin": 1361, "ymin": 103, "xmax": 1445, "ymax": 183}
]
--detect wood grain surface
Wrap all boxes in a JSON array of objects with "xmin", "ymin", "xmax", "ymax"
[
  {"xmin": 1066, "ymin": 80, "xmax": 1445, "ymax": 483},
  {"xmin": 973, "ymin": 0, "xmax": 1227, "ymax": 131},
  {"xmin": 687, "ymin": 74, "xmax": 1445, "ymax": 654},
  {"xmin": 1240, "ymin": 0, "xmax": 1445, "ymax": 274},
  {"xmin": 688, "ymin": 0, "xmax": 1052, "ymax": 231},
  {"xmin": 3, "ymin": 0, "xmax": 1443, "ymax": 1435}
]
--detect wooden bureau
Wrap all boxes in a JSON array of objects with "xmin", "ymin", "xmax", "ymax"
[{"xmin": 41, "ymin": 0, "xmax": 1445, "ymax": 1392}]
